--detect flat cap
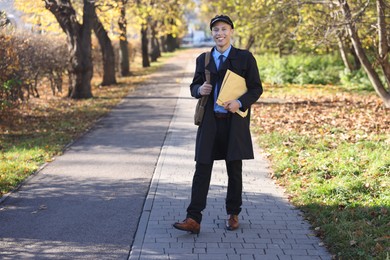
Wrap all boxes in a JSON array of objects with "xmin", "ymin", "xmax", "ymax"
[{"xmin": 210, "ymin": 15, "xmax": 234, "ymax": 30}]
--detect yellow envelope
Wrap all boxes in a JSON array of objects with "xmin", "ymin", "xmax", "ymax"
[{"xmin": 217, "ymin": 69, "xmax": 248, "ymax": 117}]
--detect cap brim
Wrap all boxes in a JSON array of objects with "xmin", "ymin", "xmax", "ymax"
[{"xmin": 211, "ymin": 18, "xmax": 233, "ymax": 28}]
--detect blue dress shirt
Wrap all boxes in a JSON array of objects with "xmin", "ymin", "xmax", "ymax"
[{"xmin": 213, "ymin": 47, "xmax": 231, "ymax": 113}]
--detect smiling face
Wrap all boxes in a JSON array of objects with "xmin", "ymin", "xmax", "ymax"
[{"xmin": 211, "ymin": 21, "xmax": 234, "ymax": 53}]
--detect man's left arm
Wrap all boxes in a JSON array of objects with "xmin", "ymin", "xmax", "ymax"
[{"xmin": 237, "ymin": 53, "xmax": 263, "ymax": 111}]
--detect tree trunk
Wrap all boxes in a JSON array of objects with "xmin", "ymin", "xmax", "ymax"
[
  {"xmin": 376, "ymin": 0, "xmax": 390, "ymax": 87},
  {"xmin": 245, "ymin": 34, "xmax": 255, "ymax": 51},
  {"xmin": 44, "ymin": 0, "xmax": 93, "ymax": 99},
  {"xmin": 141, "ymin": 24, "xmax": 150, "ymax": 67},
  {"xmin": 166, "ymin": 18, "xmax": 176, "ymax": 52},
  {"xmin": 118, "ymin": 0, "xmax": 130, "ymax": 76},
  {"xmin": 156, "ymin": 38, "xmax": 161, "ymax": 58},
  {"xmin": 336, "ymin": 32, "xmax": 353, "ymax": 72},
  {"xmin": 339, "ymin": 0, "xmax": 390, "ymax": 107},
  {"xmin": 160, "ymin": 36, "xmax": 167, "ymax": 52},
  {"xmin": 166, "ymin": 34, "xmax": 176, "ymax": 52},
  {"xmin": 350, "ymin": 47, "xmax": 361, "ymax": 70},
  {"xmin": 150, "ymin": 21, "xmax": 159, "ymax": 62},
  {"xmin": 93, "ymin": 13, "xmax": 116, "ymax": 86}
]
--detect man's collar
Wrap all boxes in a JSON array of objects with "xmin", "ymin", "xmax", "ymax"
[{"xmin": 213, "ymin": 45, "xmax": 232, "ymax": 57}]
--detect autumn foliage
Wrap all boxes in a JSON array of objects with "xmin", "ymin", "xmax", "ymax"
[
  {"xmin": 0, "ymin": 30, "xmax": 137, "ymax": 114},
  {"xmin": 0, "ymin": 31, "xmax": 68, "ymax": 110}
]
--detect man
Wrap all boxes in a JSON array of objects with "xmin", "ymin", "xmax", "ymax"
[{"xmin": 173, "ymin": 15, "xmax": 263, "ymax": 234}]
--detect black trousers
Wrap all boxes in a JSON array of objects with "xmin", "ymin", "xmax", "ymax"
[
  {"xmin": 186, "ymin": 116, "xmax": 243, "ymax": 224},
  {"xmin": 186, "ymin": 160, "xmax": 243, "ymax": 224}
]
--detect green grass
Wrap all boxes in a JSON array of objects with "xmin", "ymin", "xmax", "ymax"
[
  {"xmin": 255, "ymin": 52, "xmax": 374, "ymax": 91},
  {"xmin": 253, "ymin": 122, "xmax": 389, "ymax": 259}
]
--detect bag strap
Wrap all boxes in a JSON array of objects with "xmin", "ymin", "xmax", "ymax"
[
  {"xmin": 205, "ymin": 51, "xmax": 211, "ymax": 83},
  {"xmin": 199, "ymin": 52, "xmax": 211, "ymax": 107}
]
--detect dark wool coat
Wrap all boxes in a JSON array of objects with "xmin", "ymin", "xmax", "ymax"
[{"xmin": 190, "ymin": 46, "xmax": 263, "ymax": 164}]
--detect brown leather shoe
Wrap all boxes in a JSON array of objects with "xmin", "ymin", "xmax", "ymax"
[
  {"xmin": 173, "ymin": 218, "xmax": 200, "ymax": 234},
  {"xmin": 226, "ymin": 214, "xmax": 239, "ymax": 231}
]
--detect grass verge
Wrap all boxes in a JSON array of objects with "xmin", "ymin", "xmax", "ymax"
[{"xmin": 251, "ymin": 84, "xmax": 389, "ymax": 259}]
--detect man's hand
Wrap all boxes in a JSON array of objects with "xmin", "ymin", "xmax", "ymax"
[
  {"xmin": 223, "ymin": 100, "xmax": 240, "ymax": 113},
  {"xmin": 199, "ymin": 82, "xmax": 212, "ymax": 96}
]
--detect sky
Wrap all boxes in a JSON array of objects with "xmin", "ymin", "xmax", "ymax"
[{"xmin": 0, "ymin": 0, "xmax": 23, "ymax": 25}]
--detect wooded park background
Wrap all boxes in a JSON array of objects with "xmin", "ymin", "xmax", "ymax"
[
  {"xmin": 0, "ymin": 0, "xmax": 389, "ymax": 259},
  {"xmin": 1, "ymin": 0, "xmax": 390, "ymax": 106}
]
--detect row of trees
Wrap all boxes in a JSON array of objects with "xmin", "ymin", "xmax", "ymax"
[
  {"xmin": 2, "ymin": 0, "xmax": 389, "ymax": 106},
  {"xmin": 200, "ymin": 0, "xmax": 390, "ymax": 107},
  {"xmin": 9, "ymin": 0, "xmax": 193, "ymax": 99}
]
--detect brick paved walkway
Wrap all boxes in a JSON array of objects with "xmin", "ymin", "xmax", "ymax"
[{"xmin": 128, "ymin": 50, "xmax": 331, "ymax": 260}]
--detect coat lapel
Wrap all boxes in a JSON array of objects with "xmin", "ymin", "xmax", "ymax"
[{"xmin": 207, "ymin": 46, "xmax": 240, "ymax": 74}]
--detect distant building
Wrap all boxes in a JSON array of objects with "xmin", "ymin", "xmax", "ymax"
[{"xmin": 183, "ymin": 3, "xmax": 214, "ymax": 48}]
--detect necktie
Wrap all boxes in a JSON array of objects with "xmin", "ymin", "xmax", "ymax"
[
  {"xmin": 217, "ymin": 55, "xmax": 224, "ymax": 70},
  {"xmin": 215, "ymin": 55, "xmax": 225, "ymax": 100}
]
